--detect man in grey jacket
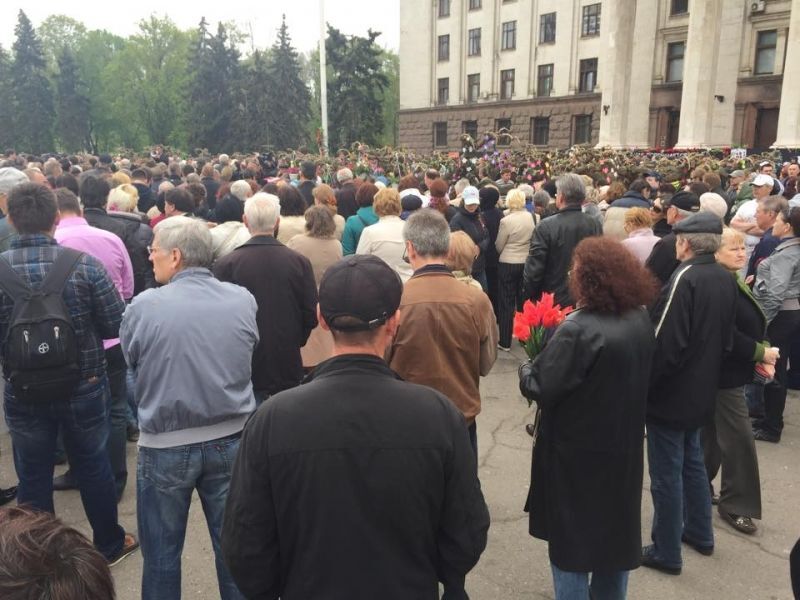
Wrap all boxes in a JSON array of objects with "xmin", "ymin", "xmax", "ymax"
[{"xmin": 120, "ymin": 216, "xmax": 258, "ymax": 600}]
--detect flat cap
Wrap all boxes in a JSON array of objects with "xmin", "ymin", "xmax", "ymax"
[
  {"xmin": 0, "ymin": 167, "xmax": 29, "ymax": 195},
  {"xmin": 672, "ymin": 211, "xmax": 723, "ymax": 235}
]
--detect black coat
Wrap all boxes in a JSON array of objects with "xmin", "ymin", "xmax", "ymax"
[
  {"xmin": 518, "ymin": 308, "xmax": 654, "ymax": 572},
  {"xmin": 201, "ymin": 177, "xmax": 221, "ymax": 210},
  {"xmin": 222, "ymin": 354, "xmax": 489, "ymax": 600},
  {"xmin": 335, "ymin": 183, "xmax": 358, "ymax": 220},
  {"xmin": 449, "ymin": 206, "xmax": 490, "ymax": 275},
  {"xmin": 648, "ymin": 254, "xmax": 737, "ymax": 429},
  {"xmin": 297, "ymin": 180, "xmax": 316, "ymax": 209},
  {"xmin": 719, "ymin": 276, "xmax": 768, "ymax": 389},
  {"xmin": 645, "ymin": 232, "xmax": 679, "ymax": 285},
  {"xmin": 213, "ymin": 235, "xmax": 318, "ymax": 395},
  {"xmin": 132, "ymin": 182, "xmax": 156, "ymax": 214},
  {"xmin": 522, "ymin": 206, "xmax": 602, "ymax": 307}
]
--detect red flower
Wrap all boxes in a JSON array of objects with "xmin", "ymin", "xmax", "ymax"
[
  {"xmin": 522, "ymin": 300, "xmax": 542, "ymax": 328},
  {"xmin": 513, "ymin": 314, "xmax": 531, "ymax": 342}
]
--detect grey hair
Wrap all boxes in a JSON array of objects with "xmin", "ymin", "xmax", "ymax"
[
  {"xmin": 454, "ymin": 178, "xmax": 470, "ymax": 195},
  {"xmin": 761, "ymin": 194, "xmax": 788, "ymax": 214},
  {"xmin": 337, "ymin": 168, "xmax": 353, "ymax": 183},
  {"xmin": 532, "ymin": 190, "xmax": 551, "ymax": 208},
  {"xmin": 244, "ymin": 193, "xmax": 280, "ymax": 233},
  {"xmin": 154, "ymin": 216, "xmax": 213, "ymax": 268},
  {"xmin": 403, "ymin": 209, "xmax": 450, "ymax": 257},
  {"xmin": 230, "ymin": 180, "xmax": 252, "ymax": 202},
  {"xmin": 556, "ymin": 173, "xmax": 586, "ymax": 206},
  {"xmin": 517, "ymin": 183, "xmax": 534, "ymax": 200},
  {"xmin": 678, "ymin": 232, "xmax": 721, "ymax": 255}
]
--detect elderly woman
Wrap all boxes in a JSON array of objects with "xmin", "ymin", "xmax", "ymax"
[
  {"xmin": 450, "ymin": 186, "xmax": 490, "ymax": 290},
  {"xmin": 287, "ymin": 206, "xmax": 343, "ymax": 369},
  {"xmin": 752, "ymin": 206, "xmax": 800, "ymax": 443},
  {"xmin": 702, "ymin": 227, "xmax": 774, "ymax": 535},
  {"xmin": 519, "ymin": 236, "xmax": 657, "ymax": 600},
  {"xmin": 621, "ymin": 207, "xmax": 659, "ymax": 265},
  {"xmin": 446, "ymin": 231, "xmax": 483, "ymax": 290},
  {"xmin": 495, "ymin": 189, "xmax": 535, "ymax": 350},
  {"xmin": 276, "ymin": 185, "xmax": 308, "ymax": 244},
  {"xmin": 107, "ymin": 183, "xmax": 154, "ymax": 262},
  {"xmin": 312, "ymin": 183, "xmax": 345, "ymax": 240},
  {"xmin": 341, "ymin": 183, "xmax": 379, "ymax": 255},
  {"xmin": 356, "ymin": 187, "xmax": 412, "ymax": 282}
]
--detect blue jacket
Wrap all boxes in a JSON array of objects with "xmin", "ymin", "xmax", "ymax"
[
  {"xmin": 611, "ymin": 191, "xmax": 650, "ymax": 209},
  {"xmin": 342, "ymin": 206, "xmax": 379, "ymax": 255}
]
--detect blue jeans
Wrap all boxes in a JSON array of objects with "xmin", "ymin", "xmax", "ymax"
[
  {"xmin": 551, "ymin": 563, "xmax": 629, "ymax": 600},
  {"xmin": 137, "ymin": 434, "xmax": 244, "ymax": 600},
  {"xmin": 125, "ymin": 366, "xmax": 138, "ymax": 427},
  {"xmin": 4, "ymin": 375, "xmax": 125, "ymax": 560},
  {"xmin": 647, "ymin": 424, "xmax": 713, "ymax": 568},
  {"xmin": 106, "ymin": 346, "xmax": 128, "ymax": 498}
]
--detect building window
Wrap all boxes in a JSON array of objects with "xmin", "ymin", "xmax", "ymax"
[
  {"xmin": 578, "ymin": 58, "xmax": 598, "ymax": 93},
  {"xmin": 537, "ymin": 64, "xmax": 554, "ymax": 97},
  {"xmin": 671, "ymin": 0, "xmax": 689, "ymax": 15},
  {"xmin": 755, "ymin": 30, "xmax": 777, "ymax": 75},
  {"xmin": 469, "ymin": 0, "xmax": 481, "ymax": 9},
  {"xmin": 531, "ymin": 117, "xmax": 550, "ymax": 145},
  {"xmin": 496, "ymin": 118, "xmax": 512, "ymax": 145},
  {"xmin": 574, "ymin": 114, "xmax": 592, "ymax": 145},
  {"xmin": 581, "ymin": 4, "xmax": 601, "ymax": 37},
  {"xmin": 500, "ymin": 69, "xmax": 515, "ymax": 99},
  {"xmin": 438, "ymin": 35, "xmax": 450, "ymax": 61},
  {"xmin": 463, "ymin": 120, "xmax": 478, "ymax": 140},
  {"xmin": 501, "ymin": 21, "xmax": 517, "ymax": 50},
  {"xmin": 540, "ymin": 13, "xmax": 556, "ymax": 44},
  {"xmin": 467, "ymin": 73, "xmax": 480, "ymax": 102},
  {"xmin": 666, "ymin": 41, "xmax": 685, "ymax": 82},
  {"xmin": 434, "ymin": 122, "xmax": 448, "ymax": 147},
  {"xmin": 468, "ymin": 28, "xmax": 481, "ymax": 57},
  {"xmin": 438, "ymin": 0, "xmax": 450, "ymax": 18},
  {"xmin": 437, "ymin": 78, "xmax": 449, "ymax": 105}
]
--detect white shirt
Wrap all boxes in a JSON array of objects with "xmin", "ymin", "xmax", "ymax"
[{"xmin": 355, "ymin": 215, "xmax": 414, "ymax": 282}]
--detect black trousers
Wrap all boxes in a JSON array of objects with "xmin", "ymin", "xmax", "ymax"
[
  {"xmin": 757, "ymin": 309, "xmax": 800, "ymax": 436},
  {"xmin": 497, "ymin": 262, "xmax": 525, "ymax": 348}
]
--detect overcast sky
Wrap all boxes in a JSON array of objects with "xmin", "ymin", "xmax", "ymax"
[{"xmin": 0, "ymin": 1, "xmax": 400, "ymax": 55}]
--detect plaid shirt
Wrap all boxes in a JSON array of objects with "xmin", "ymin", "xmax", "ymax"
[{"xmin": 0, "ymin": 234, "xmax": 125, "ymax": 378}]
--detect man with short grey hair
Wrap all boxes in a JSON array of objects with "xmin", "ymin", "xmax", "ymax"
[
  {"xmin": 388, "ymin": 210, "xmax": 497, "ymax": 456},
  {"xmin": 214, "ymin": 194, "xmax": 318, "ymax": 403},
  {"xmin": 120, "ymin": 215, "xmax": 259, "ymax": 600},
  {"xmin": 335, "ymin": 167, "xmax": 358, "ymax": 219},
  {"xmin": 523, "ymin": 173, "xmax": 602, "ymax": 307},
  {"xmin": 0, "ymin": 167, "xmax": 28, "ymax": 252},
  {"xmin": 230, "ymin": 179, "xmax": 252, "ymax": 203}
]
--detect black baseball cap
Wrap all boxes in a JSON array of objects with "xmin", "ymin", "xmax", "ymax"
[
  {"xmin": 319, "ymin": 255, "xmax": 403, "ymax": 331},
  {"xmin": 665, "ymin": 191, "xmax": 700, "ymax": 212}
]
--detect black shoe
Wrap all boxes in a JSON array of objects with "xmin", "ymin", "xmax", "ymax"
[
  {"xmin": 525, "ymin": 423, "xmax": 536, "ymax": 437},
  {"xmin": 641, "ymin": 545, "xmax": 681, "ymax": 575},
  {"xmin": 0, "ymin": 486, "xmax": 17, "ymax": 506},
  {"xmin": 126, "ymin": 423, "xmax": 139, "ymax": 443},
  {"xmin": 753, "ymin": 428, "xmax": 780, "ymax": 443},
  {"xmin": 53, "ymin": 471, "xmax": 78, "ymax": 491},
  {"xmin": 108, "ymin": 533, "xmax": 140, "ymax": 567},
  {"xmin": 719, "ymin": 510, "xmax": 757, "ymax": 535},
  {"xmin": 681, "ymin": 534, "xmax": 714, "ymax": 556}
]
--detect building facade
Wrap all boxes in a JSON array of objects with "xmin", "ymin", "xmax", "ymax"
[{"xmin": 399, "ymin": 0, "xmax": 800, "ymax": 152}]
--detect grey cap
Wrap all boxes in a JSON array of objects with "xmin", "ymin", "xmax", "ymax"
[
  {"xmin": 730, "ymin": 169, "xmax": 746, "ymax": 178},
  {"xmin": 0, "ymin": 167, "xmax": 29, "ymax": 196},
  {"xmin": 672, "ymin": 211, "xmax": 723, "ymax": 235}
]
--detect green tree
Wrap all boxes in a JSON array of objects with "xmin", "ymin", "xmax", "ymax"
[
  {"xmin": 238, "ymin": 48, "xmax": 274, "ymax": 151},
  {"xmin": 379, "ymin": 50, "xmax": 399, "ymax": 147},
  {"xmin": 325, "ymin": 26, "xmax": 388, "ymax": 150},
  {"xmin": 55, "ymin": 48, "xmax": 91, "ymax": 152},
  {"xmin": 264, "ymin": 15, "xmax": 311, "ymax": 150},
  {"xmin": 11, "ymin": 10, "xmax": 54, "ymax": 153},
  {"xmin": 37, "ymin": 15, "xmax": 86, "ymax": 72},
  {"xmin": 0, "ymin": 46, "xmax": 15, "ymax": 150},
  {"xmin": 188, "ymin": 19, "xmax": 241, "ymax": 152}
]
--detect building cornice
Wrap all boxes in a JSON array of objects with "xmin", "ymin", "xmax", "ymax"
[{"xmin": 399, "ymin": 92, "xmax": 602, "ymax": 115}]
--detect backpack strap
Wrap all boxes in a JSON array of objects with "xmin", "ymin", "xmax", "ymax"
[
  {"xmin": 0, "ymin": 257, "xmax": 31, "ymax": 299},
  {"xmin": 40, "ymin": 249, "xmax": 84, "ymax": 295}
]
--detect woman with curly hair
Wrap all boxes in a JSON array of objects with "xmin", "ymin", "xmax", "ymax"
[{"xmin": 518, "ymin": 236, "xmax": 658, "ymax": 600}]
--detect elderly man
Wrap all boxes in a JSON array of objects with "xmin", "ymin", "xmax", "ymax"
[
  {"xmin": 388, "ymin": 210, "xmax": 498, "ymax": 455},
  {"xmin": 643, "ymin": 212, "xmax": 737, "ymax": 575},
  {"xmin": 523, "ymin": 173, "xmax": 602, "ymax": 307},
  {"xmin": 214, "ymin": 193, "xmax": 317, "ymax": 402},
  {"xmin": 0, "ymin": 167, "xmax": 27, "ymax": 252},
  {"xmin": 222, "ymin": 254, "xmax": 489, "ymax": 599},
  {"xmin": 645, "ymin": 191, "xmax": 701, "ymax": 285},
  {"xmin": 730, "ymin": 173, "xmax": 774, "ymax": 271},
  {"xmin": 230, "ymin": 180, "xmax": 253, "ymax": 203},
  {"xmin": 120, "ymin": 216, "xmax": 258, "ymax": 600},
  {"xmin": 334, "ymin": 168, "xmax": 358, "ymax": 219}
]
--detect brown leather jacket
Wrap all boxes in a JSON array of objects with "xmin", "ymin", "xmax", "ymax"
[{"xmin": 388, "ymin": 266, "xmax": 498, "ymax": 423}]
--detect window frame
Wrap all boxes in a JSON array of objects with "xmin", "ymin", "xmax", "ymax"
[
  {"xmin": 438, "ymin": 34, "xmax": 450, "ymax": 62},
  {"xmin": 537, "ymin": 63, "xmax": 554, "ymax": 97},
  {"xmin": 754, "ymin": 29, "xmax": 778, "ymax": 75},
  {"xmin": 438, "ymin": 0, "xmax": 451, "ymax": 18},
  {"xmin": 495, "ymin": 118, "xmax": 512, "ymax": 146},
  {"xmin": 578, "ymin": 58, "xmax": 598, "ymax": 93},
  {"xmin": 531, "ymin": 117, "xmax": 550, "ymax": 146},
  {"xmin": 467, "ymin": 73, "xmax": 481, "ymax": 102},
  {"xmin": 500, "ymin": 68, "xmax": 515, "ymax": 100},
  {"xmin": 539, "ymin": 12, "xmax": 556, "ymax": 44},
  {"xmin": 437, "ymin": 77, "xmax": 449, "ymax": 105},
  {"xmin": 670, "ymin": 0, "xmax": 689, "ymax": 15},
  {"xmin": 665, "ymin": 41, "xmax": 685, "ymax": 82},
  {"xmin": 581, "ymin": 3, "xmax": 601, "ymax": 37},
  {"xmin": 573, "ymin": 114, "xmax": 593, "ymax": 145},
  {"xmin": 469, "ymin": 0, "xmax": 482, "ymax": 10},
  {"xmin": 434, "ymin": 122, "xmax": 448, "ymax": 148},
  {"xmin": 463, "ymin": 120, "xmax": 479, "ymax": 141},
  {"xmin": 501, "ymin": 21, "xmax": 517, "ymax": 51},
  {"xmin": 468, "ymin": 28, "xmax": 482, "ymax": 57}
]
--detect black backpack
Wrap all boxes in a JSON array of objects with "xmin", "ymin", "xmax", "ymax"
[{"xmin": 0, "ymin": 249, "xmax": 84, "ymax": 402}]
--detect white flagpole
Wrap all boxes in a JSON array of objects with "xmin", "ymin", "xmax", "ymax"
[{"xmin": 319, "ymin": 0, "xmax": 329, "ymax": 154}]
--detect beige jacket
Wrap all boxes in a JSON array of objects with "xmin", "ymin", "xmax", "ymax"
[
  {"xmin": 496, "ymin": 211, "xmax": 535, "ymax": 264},
  {"xmin": 356, "ymin": 216, "xmax": 414, "ymax": 282},
  {"xmin": 603, "ymin": 206, "xmax": 628, "ymax": 241},
  {"xmin": 286, "ymin": 234, "xmax": 343, "ymax": 367},
  {"xmin": 388, "ymin": 269, "xmax": 498, "ymax": 423},
  {"xmin": 277, "ymin": 216, "xmax": 307, "ymax": 245},
  {"xmin": 210, "ymin": 222, "xmax": 251, "ymax": 261}
]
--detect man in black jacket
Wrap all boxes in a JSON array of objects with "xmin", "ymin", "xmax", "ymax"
[
  {"xmin": 213, "ymin": 192, "xmax": 317, "ymax": 402},
  {"xmin": 334, "ymin": 168, "xmax": 358, "ymax": 219},
  {"xmin": 643, "ymin": 212, "xmax": 737, "ymax": 576},
  {"xmin": 297, "ymin": 160, "xmax": 316, "ymax": 208},
  {"xmin": 523, "ymin": 173, "xmax": 602, "ymax": 307},
  {"xmin": 645, "ymin": 191, "xmax": 700, "ymax": 285},
  {"xmin": 221, "ymin": 254, "xmax": 489, "ymax": 600}
]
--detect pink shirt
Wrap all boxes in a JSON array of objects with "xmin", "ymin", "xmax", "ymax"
[
  {"xmin": 621, "ymin": 228, "xmax": 660, "ymax": 265},
  {"xmin": 55, "ymin": 216, "xmax": 134, "ymax": 349}
]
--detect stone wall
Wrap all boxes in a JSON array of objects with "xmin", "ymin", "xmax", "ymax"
[{"xmin": 398, "ymin": 94, "xmax": 602, "ymax": 153}]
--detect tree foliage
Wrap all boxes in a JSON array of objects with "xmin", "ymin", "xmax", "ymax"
[{"xmin": 55, "ymin": 48, "xmax": 91, "ymax": 152}]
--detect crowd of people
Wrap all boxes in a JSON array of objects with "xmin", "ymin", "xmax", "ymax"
[{"xmin": 0, "ymin": 146, "xmax": 798, "ymax": 599}]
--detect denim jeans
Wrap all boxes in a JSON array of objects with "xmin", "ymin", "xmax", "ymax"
[
  {"xmin": 125, "ymin": 366, "xmax": 138, "ymax": 427},
  {"xmin": 137, "ymin": 434, "xmax": 245, "ymax": 600},
  {"xmin": 647, "ymin": 424, "xmax": 713, "ymax": 568},
  {"xmin": 550, "ymin": 563, "xmax": 629, "ymax": 600},
  {"xmin": 744, "ymin": 383, "xmax": 764, "ymax": 418},
  {"xmin": 4, "ymin": 375, "xmax": 125, "ymax": 560},
  {"xmin": 106, "ymin": 345, "xmax": 128, "ymax": 498}
]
